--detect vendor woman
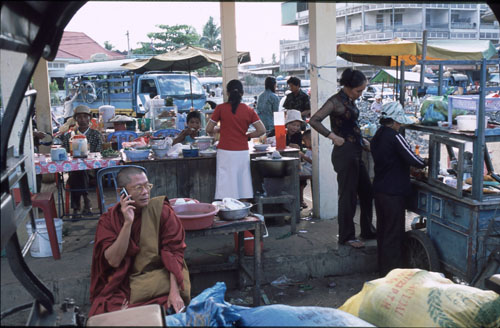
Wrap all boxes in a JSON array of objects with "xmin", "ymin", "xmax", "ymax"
[
  {"xmin": 173, "ymin": 111, "xmax": 202, "ymax": 145},
  {"xmin": 206, "ymin": 79, "xmax": 266, "ymax": 200},
  {"xmin": 370, "ymin": 102, "xmax": 427, "ymax": 276}
]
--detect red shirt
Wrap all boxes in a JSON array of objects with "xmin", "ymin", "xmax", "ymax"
[{"xmin": 210, "ymin": 103, "xmax": 261, "ymax": 151}]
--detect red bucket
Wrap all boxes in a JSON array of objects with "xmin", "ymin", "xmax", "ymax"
[{"xmin": 233, "ymin": 231, "xmax": 263, "ymax": 256}]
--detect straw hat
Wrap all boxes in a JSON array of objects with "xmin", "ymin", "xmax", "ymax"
[
  {"xmin": 73, "ymin": 105, "xmax": 91, "ymax": 117},
  {"xmin": 380, "ymin": 102, "xmax": 413, "ymax": 124},
  {"xmin": 285, "ymin": 109, "xmax": 304, "ymax": 125}
]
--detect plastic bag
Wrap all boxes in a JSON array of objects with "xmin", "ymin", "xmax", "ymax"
[
  {"xmin": 420, "ymin": 95, "xmax": 467, "ymax": 123},
  {"xmin": 339, "ymin": 269, "xmax": 500, "ymax": 328},
  {"xmin": 164, "ymin": 282, "xmax": 242, "ymax": 327},
  {"xmin": 421, "ymin": 103, "xmax": 446, "ymax": 126},
  {"xmin": 236, "ymin": 305, "xmax": 375, "ymax": 327}
]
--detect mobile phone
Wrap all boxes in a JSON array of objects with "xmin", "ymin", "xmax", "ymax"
[{"xmin": 120, "ymin": 187, "xmax": 129, "ymax": 198}]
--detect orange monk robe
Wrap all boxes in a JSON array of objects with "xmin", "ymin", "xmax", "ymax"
[{"xmin": 89, "ymin": 198, "xmax": 186, "ymax": 317}]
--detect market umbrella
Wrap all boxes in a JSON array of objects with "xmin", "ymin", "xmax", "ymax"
[
  {"xmin": 337, "ymin": 38, "xmax": 420, "ymax": 67},
  {"xmin": 337, "ymin": 38, "xmax": 498, "ymax": 67},
  {"xmin": 371, "ymin": 69, "xmax": 435, "ymax": 85},
  {"xmin": 122, "ymin": 45, "xmax": 251, "ymax": 108}
]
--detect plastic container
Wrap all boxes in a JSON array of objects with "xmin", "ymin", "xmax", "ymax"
[
  {"xmin": 124, "ymin": 149, "xmax": 150, "ymax": 161},
  {"xmin": 172, "ymin": 203, "xmax": 218, "ymax": 230},
  {"xmin": 71, "ymin": 135, "xmax": 88, "ymax": 157},
  {"xmin": 274, "ymin": 112, "xmax": 286, "ymax": 150},
  {"xmin": 99, "ymin": 105, "xmax": 115, "ymax": 129},
  {"xmin": 234, "ymin": 231, "xmax": 263, "ymax": 256},
  {"xmin": 50, "ymin": 146, "xmax": 68, "ymax": 161},
  {"xmin": 456, "ymin": 115, "xmax": 488, "ymax": 132},
  {"xmin": 182, "ymin": 148, "xmax": 199, "ymax": 158},
  {"xmin": 25, "ymin": 218, "xmax": 63, "ymax": 257}
]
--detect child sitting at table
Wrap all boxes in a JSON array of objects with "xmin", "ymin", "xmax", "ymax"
[
  {"xmin": 267, "ymin": 109, "xmax": 304, "ymax": 149},
  {"xmin": 173, "ymin": 111, "xmax": 202, "ymax": 145},
  {"xmin": 299, "ymin": 129, "xmax": 312, "ymax": 209}
]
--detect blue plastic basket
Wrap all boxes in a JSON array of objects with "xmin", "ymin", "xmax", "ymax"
[{"xmin": 124, "ymin": 149, "xmax": 150, "ymax": 161}]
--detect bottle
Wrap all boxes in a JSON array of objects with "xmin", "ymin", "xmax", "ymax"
[{"xmin": 415, "ymin": 145, "xmax": 420, "ymax": 156}]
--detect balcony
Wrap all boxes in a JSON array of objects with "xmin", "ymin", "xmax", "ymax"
[
  {"xmin": 280, "ymin": 63, "xmax": 308, "ymax": 72},
  {"xmin": 364, "ymin": 24, "xmax": 395, "ymax": 32},
  {"xmin": 280, "ymin": 39, "xmax": 310, "ymax": 52},
  {"xmin": 451, "ymin": 22, "xmax": 477, "ymax": 29},
  {"xmin": 426, "ymin": 23, "xmax": 449, "ymax": 30},
  {"xmin": 480, "ymin": 22, "xmax": 500, "ymax": 30},
  {"xmin": 346, "ymin": 26, "xmax": 362, "ymax": 34}
]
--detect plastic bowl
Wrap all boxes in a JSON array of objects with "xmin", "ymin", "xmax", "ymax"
[
  {"xmin": 172, "ymin": 203, "xmax": 218, "ymax": 230},
  {"xmin": 199, "ymin": 150, "xmax": 216, "ymax": 157},
  {"xmin": 152, "ymin": 147, "xmax": 169, "ymax": 159},
  {"xmin": 182, "ymin": 148, "xmax": 199, "ymax": 158},
  {"xmin": 124, "ymin": 149, "xmax": 150, "ymax": 161},
  {"xmin": 254, "ymin": 144, "xmax": 270, "ymax": 152}
]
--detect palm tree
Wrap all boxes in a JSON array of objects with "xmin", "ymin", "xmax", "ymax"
[{"xmin": 199, "ymin": 16, "xmax": 221, "ymax": 51}]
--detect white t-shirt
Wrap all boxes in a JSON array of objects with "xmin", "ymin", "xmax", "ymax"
[
  {"xmin": 215, "ymin": 87, "xmax": 222, "ymax": 98},
  {"xmin": 63, "ymin": 92, "xmax": 78, "ymax": 118}
]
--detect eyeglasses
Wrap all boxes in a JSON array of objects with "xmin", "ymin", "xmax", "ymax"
[{"xmin": 128, "ymin": 183, "xmax": 153, "ymax": 193}]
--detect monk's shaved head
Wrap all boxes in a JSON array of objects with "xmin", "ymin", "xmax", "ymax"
[{"xmin": 117, "ymin": 167, "xmax": 146, "ymax": 188}]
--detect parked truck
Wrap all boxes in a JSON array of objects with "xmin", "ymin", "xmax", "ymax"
[{"xmin": 64, "ymin": 59, "xmax": 207, "ymax": 116}]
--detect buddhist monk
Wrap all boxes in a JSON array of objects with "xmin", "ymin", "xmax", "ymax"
[{"xmin": 88, "ymin": 167, "xmax": 190, "ymax": 317}]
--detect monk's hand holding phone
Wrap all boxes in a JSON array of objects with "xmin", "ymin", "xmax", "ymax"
[{"xmin": 119, "ymin": 188, "xmax": 135, "ymax": 225}]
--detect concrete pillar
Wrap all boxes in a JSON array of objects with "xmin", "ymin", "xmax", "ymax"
[
  {"xmin": 1, "ymin": 49, "xmax": 37, "ymax": 192},
  {"xmin": 219, "ymin": 2, "xmax": 238, "ymax": 102},
  {"xmin": 309, "ymin": 3, "xmax": 338, "ymax": 220},
  {"xmin": 32, "ymin": 58, "xmax": 53, "ymax": 153}
]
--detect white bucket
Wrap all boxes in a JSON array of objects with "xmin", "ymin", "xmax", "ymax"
[
  {"xmin": 456, "ymin": 115, "xmax": 488, "ymax": 132},
  {"xmin": 25, "ymin": 218, "xmax": 63, "ymax": 258},
  {"xmin": 99, "ymin": 105, "xmax": 115, "ymax": 128}
]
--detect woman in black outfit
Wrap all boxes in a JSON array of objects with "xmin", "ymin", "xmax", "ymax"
[
  {"xmin": 370, "ymin": 102, "xmax": 427, "ymax": 276},
  {"xmin": 309, "ymin": 68, "xmax": 376, "ymax": 249}
]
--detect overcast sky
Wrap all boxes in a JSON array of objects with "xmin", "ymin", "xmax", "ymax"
[{"xmin": 65, "ymin": 1, "xmax": 298, "ymax": 63}]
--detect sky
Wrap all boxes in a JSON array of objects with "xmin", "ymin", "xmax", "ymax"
[{"xmin": 65, "ymin": 1, "xmax": 298, "ymax": 64}]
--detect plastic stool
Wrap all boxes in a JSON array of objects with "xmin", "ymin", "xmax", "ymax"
[{"xmin": 13, "ymin": 189, "xmax": 61, "ymax": 260}]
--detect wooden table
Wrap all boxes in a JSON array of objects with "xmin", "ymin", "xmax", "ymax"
[
  {"xmin": 185, "ymin": 216, "xmax": 263, "ymax": 306},
  {"xmin": 127, "ymin": 146, "xmax": 300, "ymax": 203}
]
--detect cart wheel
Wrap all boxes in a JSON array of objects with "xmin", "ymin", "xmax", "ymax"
[{"xmin": 403, "ymin": 230, "xmax": 440, "ymax": 272}]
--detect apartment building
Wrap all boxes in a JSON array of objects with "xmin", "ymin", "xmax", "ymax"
[{"xmin": 280, "ymin": 2, "xmax": 500, "ymax": 78}]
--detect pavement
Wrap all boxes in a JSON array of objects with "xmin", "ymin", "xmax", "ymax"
[{"xmin": 1, "ymin": 179, "xmax": 413, "ymax": 320}]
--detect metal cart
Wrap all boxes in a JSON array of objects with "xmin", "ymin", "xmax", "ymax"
[{"xmin": 403, "ymin": 58, "xmax": 500, "ymax": 288}]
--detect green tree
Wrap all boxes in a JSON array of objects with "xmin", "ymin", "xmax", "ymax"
[
  {"xmin": 271, "ymin": 53, "xmax": 277, "ymax": 65},
  {"xmin": 49, "ymin": 80, "xmax": 61, "ymax": 106},
  {"xmin": 104, "ymin": 41, "xmax": 114, "ymax": 50},
  {"xmin": 199, "ymin": 16, "xmax": 221, "ymax": 51},
  {"xmin": 147, "ymin": 24, "xmax": 200, "ymax": 53}
]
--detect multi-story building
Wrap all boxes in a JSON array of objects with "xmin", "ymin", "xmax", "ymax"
[{"xmin": 280, "ymin": 2, "xmax": 500, "ymax": 79}]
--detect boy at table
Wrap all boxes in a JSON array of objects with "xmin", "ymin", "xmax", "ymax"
[
  {"xmin": 61, "ymin": 105, "xmax": 103, "ymax": 215},
  {"xmin": 89, "ymin": 167, "xmax": 190, "ymax": 317},
  {"xmin": 172, "ymin": 111, "xmax": 202, "ymax": 145}
]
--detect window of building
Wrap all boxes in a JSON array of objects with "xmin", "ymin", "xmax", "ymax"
[
  {"xmin": 376, "ymin": 13, "xmax": 384, "ymax": 28},
  {"xmin": 394, "ymin": 13, "xmax": 403, "ymax": 26},
  {"xmin": 297, "ymin": 1, "xmax": 308, "ymax": 13}
]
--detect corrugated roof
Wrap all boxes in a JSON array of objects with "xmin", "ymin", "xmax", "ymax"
[{"xmin": 56, "ymin": 31, "xmax": 125, "ymax": 61}]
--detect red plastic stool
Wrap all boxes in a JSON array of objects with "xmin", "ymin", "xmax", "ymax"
[{"xmin": 13, "ymin": 188, "xmax": 61, "ymax": 260}]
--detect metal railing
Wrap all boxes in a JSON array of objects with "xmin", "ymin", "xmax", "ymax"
[{"xmin": 451, "ymin": 22, "xmax": 477, "ymax": 29}]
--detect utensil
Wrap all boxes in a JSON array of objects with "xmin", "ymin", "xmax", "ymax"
[
  {"xmin": 253, "ymin": 144, "xmax": 270, "ymax": 152},
  {"xmin": 172, "ymin": 203, "xmax": 218, "ymax": 230},
  {"xmin": 213, "ymin": 201, "xmax": 253, "ymax": 221}
]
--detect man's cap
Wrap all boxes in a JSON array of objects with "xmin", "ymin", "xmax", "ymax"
[
  {"xmin": 285, "ymin": 109, "xmax": 304, "ymax": 125},
  {"xmin": 380, "ymin": 102, "xmax": 413, "ymax": 124},
  {"xmin": 73, "ymin": 105, "xmax": 91, "ymax": 117}
]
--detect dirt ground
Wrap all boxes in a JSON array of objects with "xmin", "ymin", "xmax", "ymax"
[{"xmin": 225, "ymin": 272, "xmax": 379, "ymax": 310}]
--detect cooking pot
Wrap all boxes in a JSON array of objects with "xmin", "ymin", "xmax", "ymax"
[{"xmin": 251, "ymin": 156, "xmax": 297, "ymax": 178}]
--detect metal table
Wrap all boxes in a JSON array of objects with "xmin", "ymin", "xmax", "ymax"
[{"xmin": 185, "ymin": 216, "xmax": 263, "ymax": 306}]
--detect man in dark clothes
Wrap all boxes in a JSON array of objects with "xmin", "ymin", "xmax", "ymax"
[
  {"xmin": 283, "ymin": 76, "xmax": 311, "ymax": 120},
  {"xmin": 370, "ymin": 102, "xmax": 428, "ymax": 277}
]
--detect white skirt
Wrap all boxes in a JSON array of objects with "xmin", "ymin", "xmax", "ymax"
[{"xmin": 215, "ymin": 149, "xmax": 253, "ymax": 200}]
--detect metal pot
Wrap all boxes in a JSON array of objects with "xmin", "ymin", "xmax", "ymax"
[
  {"xmin": 252, "ymin": 157, "xmax": 296, "ymax": 178},
  {"xmin": 215, "ymin": 202, "xmax": 253, "ymax": 221}
]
